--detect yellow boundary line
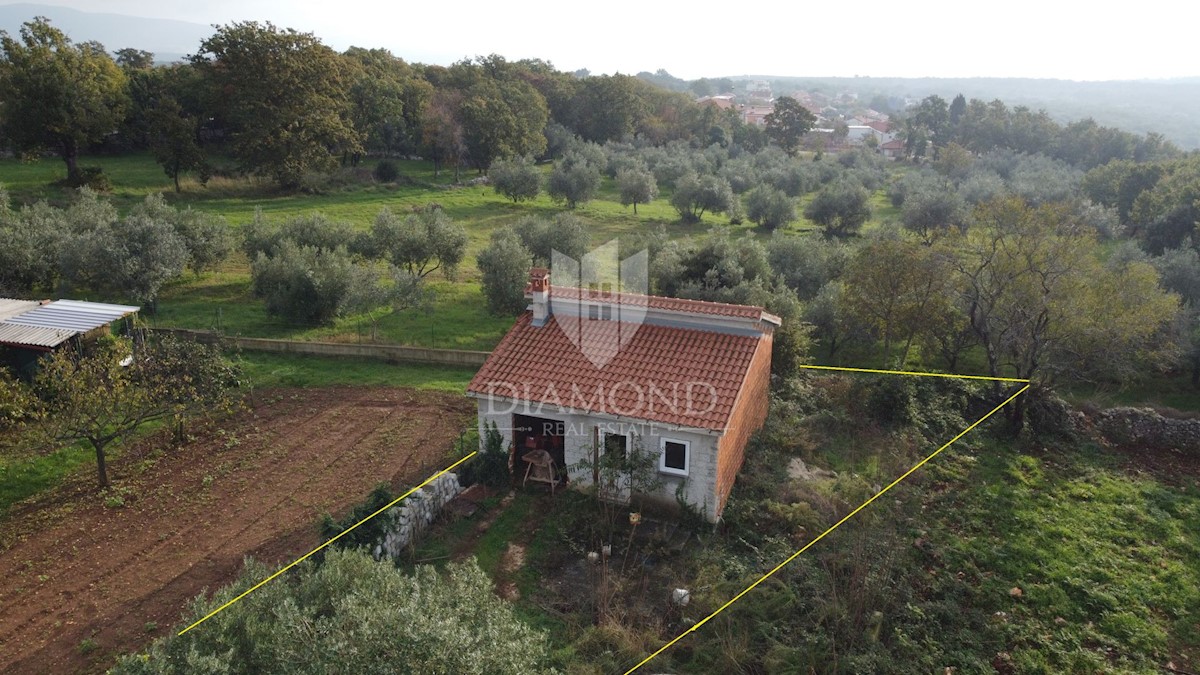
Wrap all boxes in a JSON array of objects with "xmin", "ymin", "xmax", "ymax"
[
  {"xmin": 177, "ymin": 451, "xmax": 478, "ymax": 636},
  {"xmin": 799, "ymin": 363, "xmax": 1030, "ymax": 383},
  {"xmin": 624, "ymin": 384, "xmax": 1031, "ymax": 674}
]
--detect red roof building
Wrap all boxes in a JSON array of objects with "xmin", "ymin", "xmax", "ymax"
[{"xmin": 467, "ymin": 269, "xmax": 779, "ymax": 520}]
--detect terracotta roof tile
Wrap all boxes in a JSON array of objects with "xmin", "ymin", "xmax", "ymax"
[
  {"xmin": 467, "ymin": 313, "xmax": 766, "ymax": 431},
  {"xmin": 528, "ymin": 286, "xmax": 780, "ymax": 322}
]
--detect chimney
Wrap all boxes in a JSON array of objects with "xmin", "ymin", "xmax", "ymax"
[{"xmin": 529, "ymin": 267, "xmax": 550, "ymax": 326}]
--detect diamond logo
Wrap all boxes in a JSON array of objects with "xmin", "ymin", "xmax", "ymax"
[{"xmin": 551, "ymin": 240, "xmax": 648, "ymax": 368}]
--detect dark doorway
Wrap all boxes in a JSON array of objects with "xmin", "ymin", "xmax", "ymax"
[{"xmin": 512, "ymin": 413, "xmax": 567, "ymax": 483}]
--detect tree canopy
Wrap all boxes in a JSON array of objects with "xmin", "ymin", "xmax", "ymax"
[
  {"xmin": 0, "ymin": 17, "xmax": 129, "ymax": 181},
  {"xmin": 191, "ymin": 22, "xmax": 360, "ymax": 188}
]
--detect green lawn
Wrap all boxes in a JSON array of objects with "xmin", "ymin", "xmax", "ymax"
[{"xmin": 237, "ymin": 352, "xmax": 476, "ymax": 391}]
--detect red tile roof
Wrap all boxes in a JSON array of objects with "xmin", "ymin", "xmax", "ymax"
[
  {"xmin": 541, "ymin": 286, "xmax": 779, "ymax": 322},
  {"xmin": 467, "ymin": 312, "xmax": 767, "ymax": 431},
  {"xmin": 881, "ymin": 139, "xmax": 906, "ymax": 150}
]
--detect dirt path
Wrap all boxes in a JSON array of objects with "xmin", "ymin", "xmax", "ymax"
[{"xmin": 0, "ymin": 387, "xmax": 473, "ymax": 675}]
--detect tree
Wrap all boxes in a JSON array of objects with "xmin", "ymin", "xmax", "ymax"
[
  {"xmin": 147, "ymin": 98, "xmax": 207, "ymax": 192},
  {"xmin": 670, "ymin": 173, "xmax": 735, "ymax": 223},
  {"xmin": 956, "ymin": 198, "xmax": 1178, "ymax": 425},
  {"xmin": 1153, "ymin": 246, "xmax": 1200, "ymax": 385},
  {"xmin": 842, "ymin": 235, "xmax": 953, "ymax": 366},
  {"xmin": 804, "ymin": 179, "xmax": 872, "ymax": 238},
  {"xmin": 513, "ymin": 212, "xmax": 590, "ymax": 264},
  {"xmin": 250, "ymin": 241, "xmax": 354, "ymax": 324},
  {"xmin": 35, "ymin": 335, "xmax": 239, "ymax": 488},
  {"xmin": 0, "ymin": 18, "xmax": 129, "ymax": 182},
  {"xmin": 420, "ymin": 89, "xmax": 467, "ymax": 180},
  {"xmin": 0, "ymin": 191, "xmax": 69, "ymax": 294},
  {"xmin": 764, "ymin": 96, "xmax": 816, "ymax": 157},
  {"xmin": 744, "ymin": 185, "xmax": 796, "ymax": 230},
  {"xmin": 477, "ymin": 227, "xmax": 533, "ymax": 315},
  {"xmin": 616, "ymin": 166, "xmax": 658, "ymax": 214},
  {"xmin": 191, "ymin": 22, "xmax": 360, "ymax": 189},
  {"xmin": 114, "ymin": 47, "xmax": 154, "ymax": 70},
  {"xmin": 364, "ymin": 205, "xmax": 467, "ymax": 279},
  {"xmin": 547, "ymin": 151, "xmax": 602, "ymax": 208},
  {"xmin": 57, "ymin": 190, "xmax": 189, "ymax": 307},
  {"xmin": 129, "ymin": 193, "xmax": 231, "ymax": 275},
  {"xmin": 901, "ymin": 182, "xmax": 966, "ymax": 241},
  {"xmin": 490, "ymin": 155, "xmax": 541, "ymax": 202},
  {"xmin": 111, "ymin": 551, "xmax": 555, "ymax": 674},
  {"xmin": 451, "ymin": 57, "xmax": 549, "ymax": 171}
]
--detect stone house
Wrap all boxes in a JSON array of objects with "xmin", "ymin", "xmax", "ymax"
[{"xmin": 467, "ymin": 269, "xmax": 779, "ymax": 522}]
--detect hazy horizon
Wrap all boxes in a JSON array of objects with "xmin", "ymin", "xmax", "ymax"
[{"xmin": 4, "ymin": 0, "xmax": 1197, "ymax": 82}]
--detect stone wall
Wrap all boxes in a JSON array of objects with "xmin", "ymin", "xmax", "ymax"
[
  {"xmin": 371, "ymin": 472, "xmax": 463, "ymax": 560},
  {"xmin": 1091, "ymin": 407, "xmax": 1200, "ymax": 454},
  {"xmin": 149, "ymin": 327, "xmax": 490, "ymax": 368}
]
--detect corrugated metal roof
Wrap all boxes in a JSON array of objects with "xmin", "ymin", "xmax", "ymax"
[
  {"xmin": 0, "ymin": 299, "xmax": 139, "ymax": 349},
  {"xmin": 0, "ymin": 298, "xmax": 40, "ymax": 322},
  {"xmin": 3, "ymin": 300, "xmax": 139, "ymax": 333},
  {"xmin": 0, "ymin": 323, "xmax": 75, "ymax": 348}
]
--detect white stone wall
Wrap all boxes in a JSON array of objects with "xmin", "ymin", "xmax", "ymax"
[
  {"xmin": 372, "ymin": 472, "xmax": 462, "ymax": 560},
  {"xmin": 473, "ymin": 396, "xmax": 721, "ymax": 520}
]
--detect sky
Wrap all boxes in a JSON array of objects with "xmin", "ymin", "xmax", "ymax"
[{"xmin": 20, "ymin": 0, "xmax": 1200, "ymax": 81}]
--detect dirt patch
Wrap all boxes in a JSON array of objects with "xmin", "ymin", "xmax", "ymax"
[{"xmin": 0, "ymin": 386, "xmax": 473, "ymax": 675}]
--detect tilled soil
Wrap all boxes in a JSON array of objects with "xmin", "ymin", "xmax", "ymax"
[{"xmin": 0, "ymin": 386, "xmax": 473, "ymax": 674}]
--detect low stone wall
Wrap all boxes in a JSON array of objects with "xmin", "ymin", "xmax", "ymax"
[
  {"xmin": 149, "ymin": 327, "xmax": 490, "ymax": 368},
  {"xmin": 1092, "ymin": 407, "xmax": 1200, "ymax": 453},
  {"xmin": 372, "ymin": 472, "xmax": 463, "ymax": 560}
]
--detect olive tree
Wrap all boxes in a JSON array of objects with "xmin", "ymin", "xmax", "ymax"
[
  {"xmin": 111, "ymin": 551, "xmax": 555, "ymax": 674},
  {"xmin": 804, "ymin": 179, "xmax": 872, "ymax": 238},
  {"xmin": 477, "ymin": 227, "xmax": 533, "ymax": 315},
  {"xmin": 490, "ymin": 155, "xmax": 541, "ymax": 202},
  {"xmin": 744, "ymin": 185, "xmax": 796, "ymax": 230}
]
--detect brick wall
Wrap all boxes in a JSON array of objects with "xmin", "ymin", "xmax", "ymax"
[{"xmin": 714, "ymin": 332, "xmax": 773, "ymax": 517}]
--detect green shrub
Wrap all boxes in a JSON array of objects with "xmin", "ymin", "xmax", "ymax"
[
  {"xmin": 373, "ymin": 159, "xmax": 400, "ymax": 183},
  {"xmin": 319, "ymin": 482, "xmax": 395, "ymax": 550},
  {"xmin": 461, "ymin": 421, "xmax": 510, "ymax": 489}
]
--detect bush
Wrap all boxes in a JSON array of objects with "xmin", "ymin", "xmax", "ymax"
[
  {"xmin": 490, "ymin": 155, "xmax": 541, "ymax": 202},
  {"xmin": 319, "ymin": 482, "xmax": 395, "ymax": 550},
  {"xmin": 744, "ymin": 185, "xmax": 796, "ymax": 230},
  {"xmin": 477, "ymin": 227, "xmax": 533, "ymax": 315},
  {"xmin": 61, "ymin": 166, "xmax": 112, "ymax": 192},
  {"xmin": 111, "ymin": 551, "xmax": 555, "ymax": 674},
  {"xmin": 249, "ymin": 241, "xmax": 353, "ymax": 324},
  {"xmin": 804, "ymin": 179, "xmax": 872, "ymax": 238},
  {"xmin": 460, "ymin": 421, "xmax": 510, "ymax": 489},
  {"xmin": 372, "ymin": 159, "xmax": 400, "ymax": 183}
]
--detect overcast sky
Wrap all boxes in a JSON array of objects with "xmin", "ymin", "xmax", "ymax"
[{"xmin": 23, "ymin": 0, "xmax": 1200, "ymax": 80}]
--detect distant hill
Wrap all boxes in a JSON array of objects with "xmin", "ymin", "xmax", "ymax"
[
  {"xmin": 0, "ymin": 3, "xmax": 210, "ymax": 62},
  {"xmin": 729, "ymin": 75, "xmax": 1200, "ymax": 150}
]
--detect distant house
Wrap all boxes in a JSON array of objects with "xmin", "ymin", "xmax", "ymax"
[
  {"xmin": 741, "ymin": 105, "xmax": 774, "ymax": 127},
  {"xmin": 881, "ymin": 138, "xmax": 907, "ymax": 159},
  {"xmin": 696, "ymin": 95, "xmax": 736, "ymax": 110},
  {"xmin": 467, "ymin": 269, "xmax": 779, "ymax": 521},
  {"xmin": 865, "ymin": 120, "xmax": 892, "ymax": 134}
]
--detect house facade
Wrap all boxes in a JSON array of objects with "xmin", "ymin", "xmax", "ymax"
[{"xmin": 467, "ymin": 270, "xmax": 779, "ymax": 521}]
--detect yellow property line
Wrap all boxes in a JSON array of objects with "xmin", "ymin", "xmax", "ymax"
[
  {"xmin": 798, "ymin": 364, "xmax": 1030, "ymax": 383},
  {"xmin": 177, "ymin": 451, "xmax": 478, "ymax": 636},
  {"xmin": 624, "ymin": 385, "xmax": 1031, "ymax": 674}
]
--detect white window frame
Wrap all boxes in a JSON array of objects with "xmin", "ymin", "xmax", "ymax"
[{"xmin": 659, "ymin": 437, "xmax": 690, "ymax": 477}]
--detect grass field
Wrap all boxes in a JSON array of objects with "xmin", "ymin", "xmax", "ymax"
[{"xmin": 0, "ymin": 152, "xmax": 852, "ymax": 351}]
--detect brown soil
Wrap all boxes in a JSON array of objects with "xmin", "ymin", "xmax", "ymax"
[{"xmin": 0, "ymin": 387, "xmax": 473, "ymax": 675}]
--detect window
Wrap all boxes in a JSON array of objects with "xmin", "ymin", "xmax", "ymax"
[
  {"xmin": 587, "ymin": 304, "xmax": 613, "ymax": 321},
  {"xmin": 659, "ymin": 438, "xmax": 689, "ymax": 476},
  {"xmin": 601, "ymin": 429, "xmax": 628, "ymax": 460}
]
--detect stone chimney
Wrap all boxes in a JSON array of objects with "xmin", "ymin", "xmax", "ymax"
[{"xmin": 529, "ymin": 267, "xmax": 550, "ymax": 326}]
